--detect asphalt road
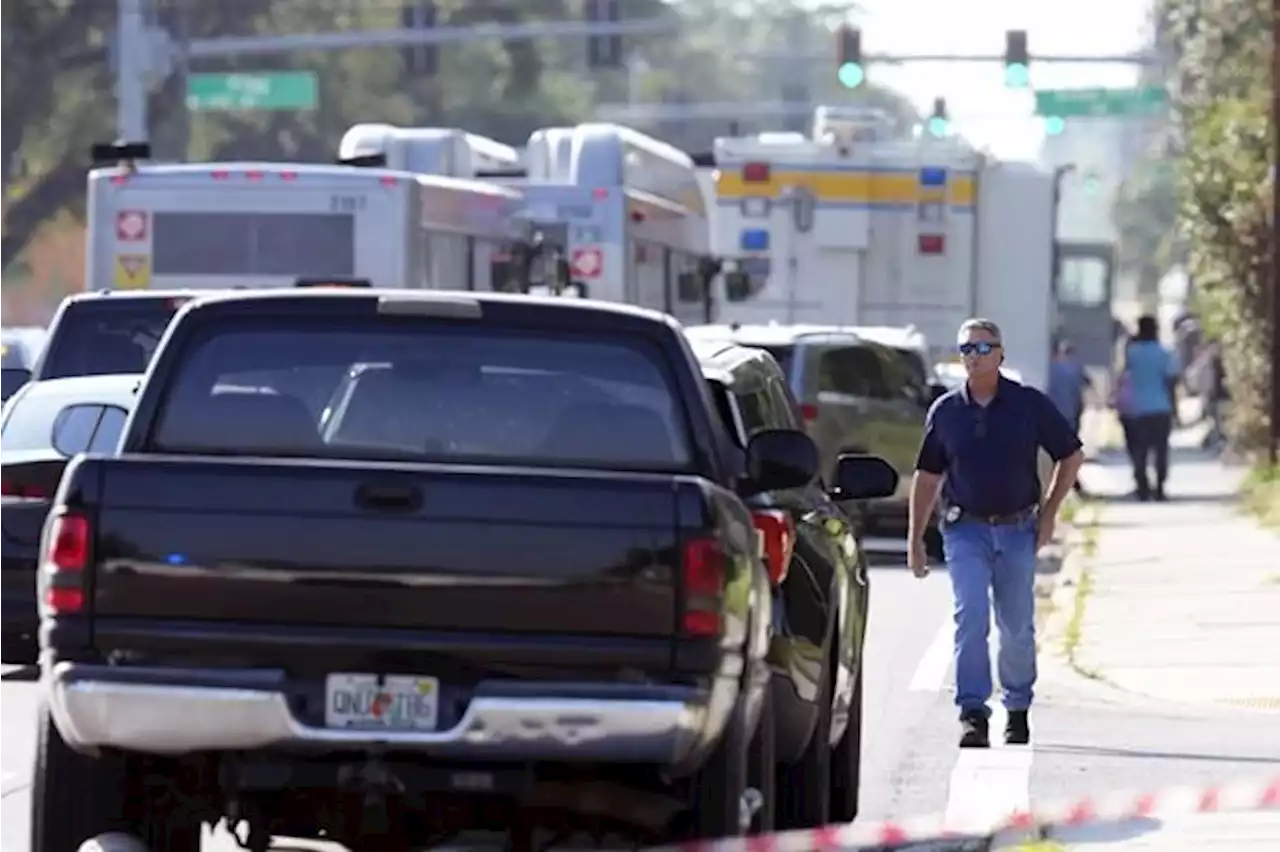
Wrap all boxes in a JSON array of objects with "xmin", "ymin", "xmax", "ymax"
[{"xmin": 5, "ymin": 529, "xmax": 1279, "ymax": 849}]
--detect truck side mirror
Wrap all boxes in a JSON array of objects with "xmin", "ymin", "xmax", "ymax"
[
  {"xmin": 744, "ymin": 429, "xmax": 819, "ymax": 493},
  {"xmin": 829, "ymin": 453, "xmax": 899, "ymax": 501}
]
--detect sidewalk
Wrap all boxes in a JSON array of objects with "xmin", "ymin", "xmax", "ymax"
[{"xmin": 1069, "ymin": 435, "xmax": 1280, "ymax": 709}]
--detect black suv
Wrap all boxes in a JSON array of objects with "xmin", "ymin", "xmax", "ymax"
[
  {"xmin": 690, "ymin": 337, "xmax": 898, "ymax": 829},
  {"xmin": 686, "ymin": 325, "xmax": 936, "ymax": 549}
]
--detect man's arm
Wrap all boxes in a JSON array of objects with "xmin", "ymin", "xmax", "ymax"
[
  {"xmin": 909, "ymin": 470, "xmax": 944, "ymax": 544},
  {"xmin": 909, "ymin": 405, "xmax": 948, "ymax": 544}
]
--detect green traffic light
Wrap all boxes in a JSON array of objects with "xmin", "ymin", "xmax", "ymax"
[
  {"xmin": 927, "ymin": 117, "xmax": 948, "ymax": 138},
  {"xmin": 1004, "ymin": 63, "xmax": 1030, "ymax": 88},
  {"xmin": 837, "ymin": 62, "xmax": 865, "ymax": 89},
  {"xmin": 1044, "ymin": 116, "xmax": 1065, "ymax": 135}
]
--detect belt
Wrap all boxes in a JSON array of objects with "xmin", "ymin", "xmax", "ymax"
[{"xmin": 946, "ymin": 505, "xmax": 1038, "ymax": 525}]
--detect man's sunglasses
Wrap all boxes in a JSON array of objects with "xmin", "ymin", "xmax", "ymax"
[{"xmin": 958, "ymin": 341, "xmax": 1002, "ymax": 356}]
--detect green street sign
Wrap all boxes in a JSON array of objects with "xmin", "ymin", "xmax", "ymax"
[
  {"xmin": 186, "ymin": 71, "xmax": 319, "ymax": 111},
  {"xmin": 1034, "ymin": 86, "xmax": 1167, "ymax": 119}
]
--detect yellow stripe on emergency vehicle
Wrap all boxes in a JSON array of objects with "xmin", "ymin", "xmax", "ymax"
[{"xmin": 715, "ymin": 169, "xmax": 975, "ymax": 208}]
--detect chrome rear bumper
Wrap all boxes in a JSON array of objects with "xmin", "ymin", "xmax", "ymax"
[{"xmin": 46, "ymin": 662, "xmax": 738, "ymax": 768}]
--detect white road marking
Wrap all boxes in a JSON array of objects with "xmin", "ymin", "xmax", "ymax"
[
  {"xmin": 943, "ymin": 707, "xmax": 1034, "ymax": 833},
  {"xmin": 910, "ymin": 619, "xmax": 954, "ymax": 692}
]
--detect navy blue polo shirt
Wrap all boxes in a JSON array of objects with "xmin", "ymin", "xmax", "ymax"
[{"xmin": 915, "ymin": 376, "xmax": 1083, "ymax": 516}]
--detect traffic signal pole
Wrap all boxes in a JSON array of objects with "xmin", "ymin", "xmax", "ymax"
[{"xmin": 113, "ymin": 0, "xmax": 679, "ymax": 142}]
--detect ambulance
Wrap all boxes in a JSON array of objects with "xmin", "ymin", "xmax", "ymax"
[
  {"xmin": 84, "ymin": 142, "xmax": 526, "ymax": 293},
  {"xmin": 700, "ymin": 106, "xmax": 1109, "ymax": 390},
  {"xmin": 337, "ymin": 123, "xmax": 719, "ymax": 324}
]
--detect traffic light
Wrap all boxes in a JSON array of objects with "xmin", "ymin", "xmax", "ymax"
[
  {"xmin": 1004, "ymin": 29, "xmax": 1029, "ymax": 88},
  {"xmin": 928, "ymin": 97, "xmax": 949, "ymax": 137},
  {"xmin": 586, "ymin": 0, "xmax": 622, "ymax": 69},
  {"xmin": 836, "ymin": 24, "xmax": 864, "ymax": 88},
  {"xmin": 400, "ymin": 0, "xmax": 438, "ymax": 76}
]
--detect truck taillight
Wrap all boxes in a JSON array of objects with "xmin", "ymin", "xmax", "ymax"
[
  {"xmin": 800, "ymin": 403, "xmax": 819, "ymax": 422},
  {"xmin": 752, "ymin": 510, "xmax": 796, "ymax": 586},
  {"xmin": 682, "ymin": 537, "xmax": 726, "ymax": 636},
  {"xmin": 742, "ymin": 162, "xmax": 771, "ymax": 183},
  {"xmin": 42, "ymin": 511, "xmax": 90, "ymax": 614}
]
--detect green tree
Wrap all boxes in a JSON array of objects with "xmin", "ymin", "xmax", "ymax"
[{"xmin": 1157, "ymin": 0, "xmax": 1272, "ymax": 450}]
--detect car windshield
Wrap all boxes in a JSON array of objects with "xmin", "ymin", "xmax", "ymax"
[
  {"xmin": 152, "ymin": 317, "xmax": 693, "ymax": 470},
  {"xmin": 39, "ymin": 299, "xmax": 184, "ymax": 380}
]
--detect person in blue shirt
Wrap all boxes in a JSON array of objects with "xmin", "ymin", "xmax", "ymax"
[
  {"xmin": 907, "ymin": 318, "xmax": 1083, "ymax": 749},
  {"xmin": 1047, "ymin": 339, "xmax": 1092, "ymax": 495},
  {"xmin": 1120, "ymin": 315, "xmax": 1179, "ymax": 501}
]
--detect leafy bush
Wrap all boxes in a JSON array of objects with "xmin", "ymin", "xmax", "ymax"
[{"xmin": 1157, "ymin": 0, "xmax": 1274, "ymax": 451}]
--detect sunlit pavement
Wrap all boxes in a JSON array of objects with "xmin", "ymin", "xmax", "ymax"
[{"xmin": 1044, "ymin": 810, "xmax": 1280, "ymax": 850}]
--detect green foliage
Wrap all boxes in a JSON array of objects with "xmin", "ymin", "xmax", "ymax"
[
  {"xmin": 2, "ymin": 0, "xmax": 916, "ymax": 285},
  {"xmin": 1156, "ymin": 0, "xmax": 1274, "ymax": 451}
]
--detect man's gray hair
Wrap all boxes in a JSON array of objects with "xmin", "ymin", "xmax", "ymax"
[{"xmin": 957, "ymin": 317, "xmax": 1003, "ymax": 342}]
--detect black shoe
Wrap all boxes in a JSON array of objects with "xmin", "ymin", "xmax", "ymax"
[
  {"xmin": 1153, "ymin": 487, "xmax": 1168, "ymax": 502},
  {"xmin": 959, "ymin": 712, "xmax": 989, "ymax": 748},
  {"xmin": 1005, "ymin": 710, "xmax": 1030, "ymax": 745}
]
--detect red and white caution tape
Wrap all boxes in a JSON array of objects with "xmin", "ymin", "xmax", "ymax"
[{"xmin": 652, "ymin": 774, "xmax": 1280, "ymax": 852}]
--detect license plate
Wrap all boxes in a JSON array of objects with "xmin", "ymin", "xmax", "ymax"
[{"xmin": 324, "ymin": 673, "xmax": 439, "ymax": 731}]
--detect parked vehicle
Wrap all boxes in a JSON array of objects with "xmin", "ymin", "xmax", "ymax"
[
  {"xmin": 31, "ymin": 291, "xmax": 198, "ymax": 382},
  {"xmin": 692, "ymin": 337, "xmax": 897, "ymax": 827},
  {"xmin": 685, "ymin": 324, "xmax": 937, "ymax": 552},
  {"xmin": 1, "ymin": 374, "xmax": 140, "ymax": 663},
  {"xmin": 29, "ymin": 289, "xmax": 895, "ymax": 851}
]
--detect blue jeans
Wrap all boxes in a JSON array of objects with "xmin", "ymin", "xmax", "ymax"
[{"xmin": 942, "ymin": 516, "xmax": 1039, "ymax": 718}]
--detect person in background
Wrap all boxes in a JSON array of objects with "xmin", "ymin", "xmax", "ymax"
[
  {"xmin": 1119, "ymin": 315, "xmax": 1179, "ymax": 501},
  {"xmin": 908, "ymin": 318, "xmax": 1083, "ymax": 749},
  {"xmin": 1047, "ymin": 340, "xmax": 1092, "ymax": 496},
  {"xmin": 1201, "ymin": 340, "xmax": 1229, "ymax": 449}
]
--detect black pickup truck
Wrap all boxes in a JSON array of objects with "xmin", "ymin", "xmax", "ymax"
[{"xmin": 32, "ymin": 289, "xmax": 892, "ymax": 852}]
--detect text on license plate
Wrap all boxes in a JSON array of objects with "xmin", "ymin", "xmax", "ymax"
[{"xmin": 324, "ymin": 673, "xmax": 439, "ymax": 731}]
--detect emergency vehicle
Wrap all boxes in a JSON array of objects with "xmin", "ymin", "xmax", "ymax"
[
  {"xmin": 84, "ymin": 142, "xmax": 526, "ymax": 293},
  {"xmin": 336, "ymin": 123, "xmax": 719, "ymax": 323},
  {"xmin": 701, "ymin": 106, "xmax": 1112, "ymax": 390}
]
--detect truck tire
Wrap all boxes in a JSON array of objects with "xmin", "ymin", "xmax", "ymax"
[
  {"xmin": 774, "ymin": 647, "xmax": 832, "ymax": 830},
  {"xmin": 30, "ymin": 703, "xmax": 127, "ymax": 852},
  {"xmin": 746, "ymin": 687, "xmax": 776, "ymax": 834},
  {"xmin": 829, "ymin": 662, "xmax": 864, "ymax": 822},
  {"xmin": 688, "ymin": 689, "xmax": 752, "ymax": 838}
]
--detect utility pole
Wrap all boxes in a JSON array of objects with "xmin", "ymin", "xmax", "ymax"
[
  {"xmin": 116, "ymin": 0, "xmax": 150, "ymax": 141},
  {"xmin": 1270, "ymin": 0, "xmax": 1280, "ymax": 465}
]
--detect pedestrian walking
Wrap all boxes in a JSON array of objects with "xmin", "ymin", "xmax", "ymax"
[
  {"xmin": 1115, "ymin": 315, "xmax": 1179, "ymax": 501},
  {"xmin": 1200, "ymin": 340, "xmax": 1229, "ymax": 449},
  {"xmin": 1047, "ymin": 339, "xmax": 1092, "ymax": 496},
  {"xmin": 907, "ymin": 318, "xmax": 1084, "ymax": 749}
]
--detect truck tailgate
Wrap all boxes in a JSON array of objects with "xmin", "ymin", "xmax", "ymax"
[{"xmin": 92, "ymin": 457, "xmax": 682, "ymax": 637}]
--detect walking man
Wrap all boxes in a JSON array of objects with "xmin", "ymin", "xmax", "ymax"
[{"xmin": 907, "ymin": 319, "xmax": 1084, "ymax": 748}]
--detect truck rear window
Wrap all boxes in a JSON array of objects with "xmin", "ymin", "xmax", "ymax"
[
  {"xmin": 40, "ymin": 301, "xmax": 181, "ymax": 380},
  {"xmin": 152, "ymin": 319, "xmax": 693, "ymax": 470},
  {"xmin": 151, "ymin": 212, "xmax": 355, "ymax": 278}
]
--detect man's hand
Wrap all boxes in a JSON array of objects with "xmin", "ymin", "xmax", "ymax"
[
  {"xmin": 907, "ymin": 538, "xmax": 930, "ymax": 578},
  {"xmin": 1036, "ymin": 513, "xmax": 1056, "ymax": 551}
]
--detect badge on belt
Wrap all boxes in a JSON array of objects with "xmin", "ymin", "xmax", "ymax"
[{"xmin": 945, "ymin": 505, "xmax": 962, "ymax": 523}]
